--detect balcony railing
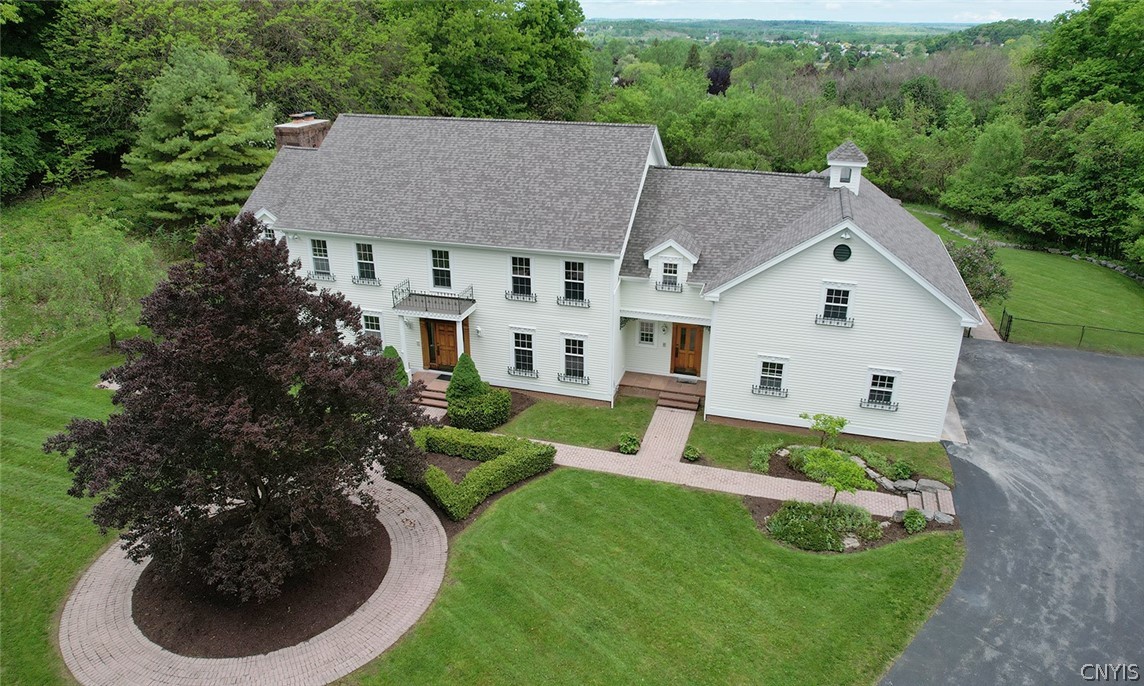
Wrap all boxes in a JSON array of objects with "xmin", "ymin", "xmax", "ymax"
[
  {"xmin": 507, "ymin": 366, "xmax": 539, "ymax": 378},
  {"xmin": 655, "ymin": 281, "xmax": 684, "ymax": 292},
  {"xmin": 392, "ymin": 279, "xmax": 475, "ymax": 316},
  {"xmin": 307, "ymin": 271, "xmax": 336, "ymax": 282},
  {"xmin": 557, "ymin": 373, "xmax": 590, "ymax": 385},
  {"xmin": 352, "ymin": 276, "xmax": 382, "ymax": 286},
  {"xmin": 505, "ymin": 290, "xmax": 538, "ymax": 303},
  {"xmin": 557, "ymin": 296, "xmax": 591, "ymax": 308},
  {"xmin": 859, "ymin": 398, "xmax": 899, "ymax": 412},
  {"xmin": 815, "ymin": 314, "xmax": 854, "ymax": 327},
  {"xmin": 751, "ymin": 385, "xmax": 788, "ymax": 397}
]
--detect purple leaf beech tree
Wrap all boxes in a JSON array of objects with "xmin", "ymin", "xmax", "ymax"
[{"xmin": 45, "ymin": 214, "xmax": 425, "ymax": 602}]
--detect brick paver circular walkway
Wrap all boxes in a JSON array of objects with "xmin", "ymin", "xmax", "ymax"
[{"xmin": 59, "ymin": 477, "xmax": 446, "ymax": 686}]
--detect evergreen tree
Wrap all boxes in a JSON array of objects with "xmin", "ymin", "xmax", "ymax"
[
  {"xmin": 122, "ymin": 46, "xmax": 274, "ymax": 230},
  {"xmin": 684, "ymin": 43, "xmax": 702, "ymax": 70}
]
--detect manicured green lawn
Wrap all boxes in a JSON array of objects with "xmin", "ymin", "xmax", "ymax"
[
  {"xmin": 688, "ymin": 420, "xmax": 955, "ymax": 486},
  {"xmin": 0, "ymin": 329, "xmax": 125, "ymax": 684},
  {"xmin": 499, "ymin": 396, "xmax": 656, "ymax": 449},
  {"xmin": 984, "ymin": 248, "xmax": 1144, "ymax": 355},
  {"xmin": 348, "ymin": 469, "xmax": 964, "ymax": 685},
  {"xmin": 904, "ymin": 205, "xmax": 972, "ymax": 246}
]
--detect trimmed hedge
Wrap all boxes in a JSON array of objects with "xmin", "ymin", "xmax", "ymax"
[
  {"xmin": 448, "ymin": 389, "xmax": 511, "ymax": 431},
  {"xmin": 413, "ymin": 426, "xmax": 555, "ymax": 520}
]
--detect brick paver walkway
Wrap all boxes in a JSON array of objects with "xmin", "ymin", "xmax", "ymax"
[
  {"xmin": 60, "ymin": 477, "xmax": 446, "ymax": 686},
  {"xmin": 553, "ymin": 407, "xmax": 909, "ymax": 518}
]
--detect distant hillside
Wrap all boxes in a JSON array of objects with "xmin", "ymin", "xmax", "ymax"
[
  {"xmin": 924, "ymin": 19, "xmax": 1050, "ymax": 50},
  {"xmin": 581, "ymin": 19, "xmax": 970, "ymax": 44}
]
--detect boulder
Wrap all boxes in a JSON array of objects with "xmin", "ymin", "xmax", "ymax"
[
  {"xmin": 916, "ymin": 478, "xmax": 950, "ymax": 492},
  {"xmin": 921, "ymin": 509, "xmax": 937, "ymax": 521},
  {"xmin": 893, "ymin": 479, "xmax": 918, "ymax": 492},
  {"xmin": 865, "ymin": 467, "xmax": 880, "ymax": 479},
  {"xmin": 892, "ymin": 510, "xmax": 906, "ymax": 523},
  {"xmin": 850, "ymin": 455, "xmax": 867, "ymax": 468},
  {"xmin": 842, "ymin": 535, "xmax": 861, "ymax": 550},
  {"xmin": 775, "ymin": 448, "xmax": 791, "ymax": 459},
  {"xmin": 879, "ymin": 520, "xmax": 891, "ymax": 529},
  {"xmin": 876, "ymin": 476, "xmax": 895, "ymax": 491},
  {"xmin": 934, "ymin": 512, "xmax": 955, "ymax": 525}
]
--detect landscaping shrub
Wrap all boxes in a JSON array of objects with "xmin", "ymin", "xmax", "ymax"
[
  {"xmin": 682, "ymin": 444, "xmax": 701, "ymax": 462},
  {"xmin": 448, "ymin": 389, "xmax": 511, "ymax": 431},
  {"xmin": 750, "ymin": 442, "xmax": 781, "ymax": 473},
  {"xmin": 382, "ymin": 345, "xmax": 408, "ymax": 388},
  {"xmin": 886, "ymin": 460, "xmax": 914, "ymax": 481},
  {"xmin": 903, "ymin": 508, "xmax": 928, "ymax": 534},
  {"xmin": 799, "ymin": 447, "xmax": 876, "ymax": 496},
  {"xmin": 767, "ymin": 501, "xmax": 882, "ymax": 552},
  {"xmin": 618, "ymin": 432, "xmax": 641, "ymax": 454},
  {"xmin": 846, "ymin": 444, "xmax": 914, "ymax": 481},
  {"xmin": 413, "ymin": 426, "xmax": 556, "ymax": 520},
  {"xmin": 446, "ymin": 353, "xmax": 489, "ymax": 404},
  {"xmin": 798, "ymin": 412, "xmax": 849, "ymax": 447}
]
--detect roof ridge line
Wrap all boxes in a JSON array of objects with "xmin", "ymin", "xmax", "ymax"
[
  {"xmin": 336, "ymin": 113, "xmax": 658, "ymax": 130},
  {"xmin": 654, "ymin": 165, "xmax": 826, "ymax": 180}
]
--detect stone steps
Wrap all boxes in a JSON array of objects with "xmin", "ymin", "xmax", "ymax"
[{"xmin": 416, "ymin": 387, "xmax": 448, "ymax": 410}]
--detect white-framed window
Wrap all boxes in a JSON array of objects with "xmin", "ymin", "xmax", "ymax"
[
  {"xmin": 840, "ymin": 167, "xmax": 852, "ymax": 183},
  {"xmin": 816, "ymin": 285, "xmax": 854, "ymax": 326},
  {"xmin": 262, "ymin": 226, "xmax": 275, "ymax": 241},
  {"xmin": 355, "ymin": 243, "xmax": 377, "ymax": 281},
  {"xmin": 638, "ymin": 321, "xmax": 655, "ymax": 346},
  {"xmin": 662, "ymin": 262, "xmax": 678, "ymax": 285},
  {"xmin": 861, "ymin": 373, "xmax": 899, "ymax": 411},
  {"xmin": 431, "ymin": 249, "xmax": 451, "ymax": 289},
  {"xmin": 510, "ymin": 332, "xmax": 535, "ymax": 375},
  {"xmin": 752, "ymin": 355, "xmax": 789, "ymax": 397},
  {"xmin": 362, "ymin": 313, "xmax": 382, "ymax": 340},
  {"xmin": 511, "ymin": 256, "xmax": 532, "ymax": 295},
  {"xmin": 310, "ymin": 239, "xmax": 331, "ymax": 276},
  {"xmin": 564, "ymin": 338, "xmax": 584, "ymax": 377},
  {"xmin": 560, "ymin": 261, "xmax": 587, "ymax": 305}
]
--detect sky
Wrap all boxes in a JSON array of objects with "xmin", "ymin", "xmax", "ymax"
[{"xmin": 579, "ymin": 0, "xmax": 1080, "ymax": 24}]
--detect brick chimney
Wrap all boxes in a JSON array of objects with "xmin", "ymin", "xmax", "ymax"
[{"xmin": 274, "ymin": 111, "xmax": 331, "ymax": 150}]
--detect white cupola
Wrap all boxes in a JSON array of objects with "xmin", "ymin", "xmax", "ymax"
[{"xmin": 826, "ymin": 140, "xmax": 868, "ymax": 195}]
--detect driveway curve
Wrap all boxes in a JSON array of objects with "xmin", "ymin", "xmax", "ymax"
[
  {"xmin": 884, "ymin": 340, "xmax": 1144, "ymax": 685},
  {"xmin": 60, "ymin": 477, "xmax": 446, "ymax": 686}
]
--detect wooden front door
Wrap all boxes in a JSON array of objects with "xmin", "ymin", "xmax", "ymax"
[
  {"xmin": 671, "ymin": 323, "xmax": 703, "ymax": 376},
  {"xmin": 422, "ymin": 319, "xmax": 459, "ymax": 370}
]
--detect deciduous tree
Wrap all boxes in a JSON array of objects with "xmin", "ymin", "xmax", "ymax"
[{"xmin": 45, "ymin": 214, "xmax": 426, "ymax": 602}]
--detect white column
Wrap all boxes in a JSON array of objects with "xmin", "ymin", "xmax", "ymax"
[
  {"xmin": 398, "ymin": 315, "xmax": 408, "ymax": 366},
  {"xmin": 456, "ymin": 319, "xmax": 465, "ymax": 356}
]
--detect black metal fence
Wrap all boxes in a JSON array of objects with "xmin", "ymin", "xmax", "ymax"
[{"xmin": 998, "ymin": 308, "xmax": 1144, "ymax": 356}]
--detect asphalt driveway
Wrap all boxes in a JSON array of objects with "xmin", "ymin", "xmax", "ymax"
[{"xmin": 883, "ymin": 339, "xmax": 1144, "ymax": 686}]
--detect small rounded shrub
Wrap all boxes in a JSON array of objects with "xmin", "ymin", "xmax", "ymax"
[
  {"xmin": 749, "ymin": 444, "xmax": 777, "ymax": 473},
  {"xmin": 618, "ymin": 432, "xmax": 641, "ymax": 455},
  {"xmin": 902, "ymin": 508, "xmax": 927, "ymax": 534},
  {"xmin": 887, "ymin": 460, "xmax": 914, "ymax": 481},
  {"xmin": 682, "ymin": 444, "xmax": 701, "ymax": 461},
  {"xmin": 448, "ymin": 389, "xmax": 511, "ymax": 431},
  {"xmin": 800, "ymin": 447, "xmax": 876, "ymax": 493},
  {"xmin": 446, "ymin": 353, "xmax": 489, "ymax": 404}
]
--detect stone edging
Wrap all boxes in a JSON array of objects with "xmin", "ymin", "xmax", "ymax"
[{"xmin": 59, "ymin": 477, "xmax": 446, "ymax": 686}]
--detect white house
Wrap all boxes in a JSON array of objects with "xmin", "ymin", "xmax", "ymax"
[{"xmin": 244, "ymin": 114, "xmax": 980, "ymax": 441}]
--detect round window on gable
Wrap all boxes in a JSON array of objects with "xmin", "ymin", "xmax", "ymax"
[{"xmin": 833, "ymin": 244, "xmax": 852, "ymax": 262}]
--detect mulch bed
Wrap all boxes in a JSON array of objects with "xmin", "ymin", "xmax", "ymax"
[
  {"xmin": 686, "ymin": 449, "xmax": 901, "ymax": 495},
  {"xmin": 743, "ymin": 495, "xmax": 960, "ymax": 553},
  {"xmin": 132, "ymin": 520, "xmax": 390, "ymax": 658}
]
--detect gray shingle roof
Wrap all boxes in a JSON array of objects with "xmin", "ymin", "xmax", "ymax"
[
  {"xmin": 827, "ymin": 140, "xmax": 869, "ymax": 165},
  {"xmin": 624, "ymin": 166, "xmax": 977, "ymax": 319},
  {"xmin": 243, "ymin": 114, "xmax": 657, "ymax": 255},
  {"xmin": 620, "ymin": 167, "xmax": 833, "ymax": 284},
  {"xmin": 645, "ymin": 226, "xmax": 702, "ymax": 260}
]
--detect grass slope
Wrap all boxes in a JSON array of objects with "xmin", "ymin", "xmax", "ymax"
[
  {"xmin": 0, "ymin": 330, "xmax": 124, "ymax": 684},
  {"xmin": 688, "ymin": 419, "xmax": 954, "ymax": 486},
  {"xmin": 349, "ymin": 469, "xmax": 964, "ymax": 685},
  {"xmin": 499, "ymin": 396, "xmax": 656, "ymax": 449}
]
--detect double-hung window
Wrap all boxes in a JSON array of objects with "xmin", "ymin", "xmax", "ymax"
[
  {"xmin": 656, "ymin": 262, "xmax": 683, "ymax": 292},
  {"xmin": 309, "ymin": 239, "xmax": 333, "ymax": 280},
  {"xmin": 816, "ymin": 287, "xmax": 853, "ymax": 326},
  {"xmin": 508, "ymin": 332, "xmax": 537, "ymax": 377},
  {"xmin": 638, "ymin": 321, "xmax": 655, "ymax": 346},
  {"xmin": 559, "ymin": 261, "xmax": 589, "ymax": 307},
  {"xmin": 559, "ymin": 338, "xmax": 588, "ymax": 384},
  {"xmin": 506, "ymin": 256, "xmax": 536, "ymax": 301},
  {"xmin": 431, "ymin": 249, "xmax": 451, "ymax": 289},
  {"xmin": 262, "ymin": 226, "xmax": 275, "ymax": 241},
  {"xmin": 361, "ymin": 314, "xmax": 382, "ymax": 340},
  {"xmin": 354, "ymin": 243, "xmax": 379, "ymax": 285},
  {"xmin": 861, "ymin": 373, "xmax": 899, "ymax": 411},
  {"xmin": 752, "ymin": 358, "xmax": 788, "ymax": 397}
]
